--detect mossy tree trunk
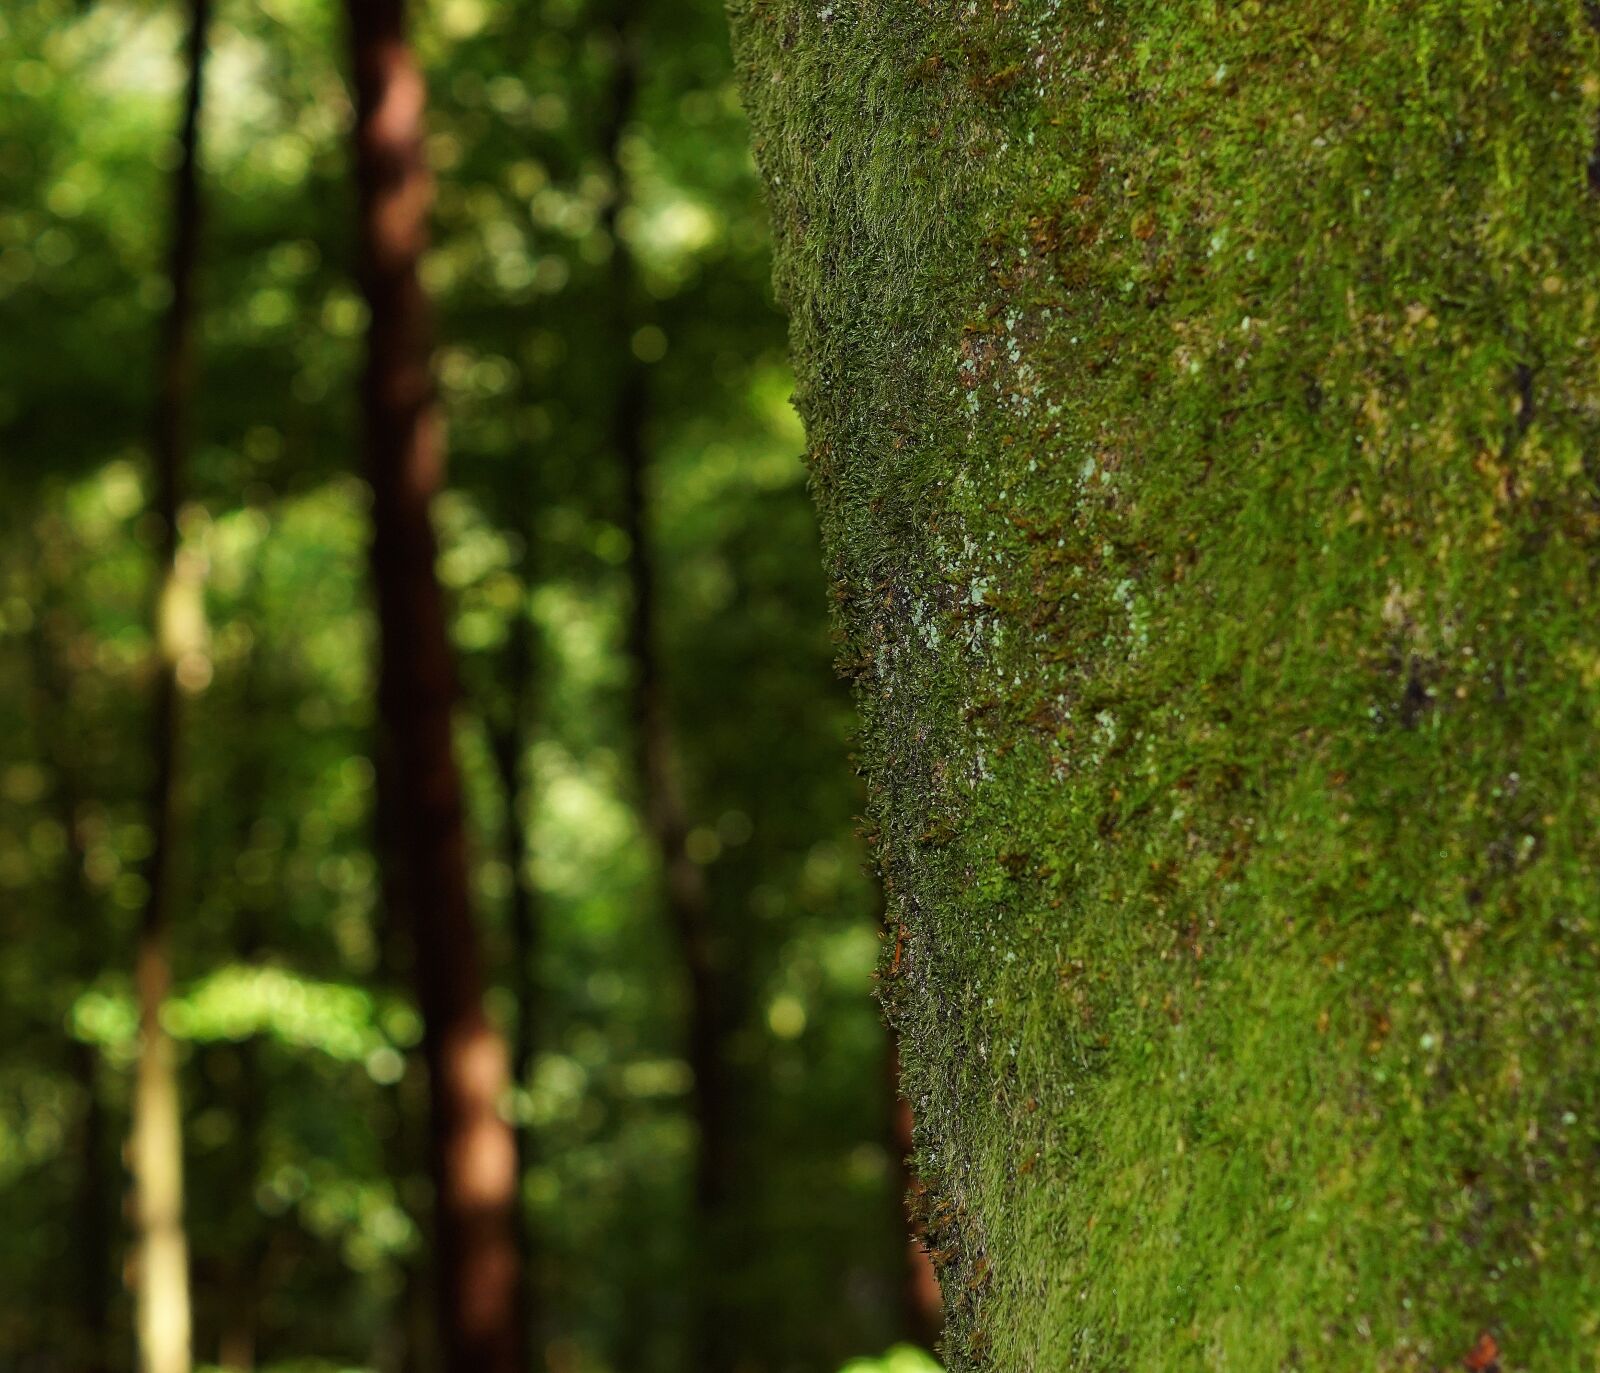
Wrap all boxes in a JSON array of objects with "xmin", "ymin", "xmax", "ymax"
[{"xmin": 729, "ymin": 4, "xmax": 1600, "ymax": 1369}]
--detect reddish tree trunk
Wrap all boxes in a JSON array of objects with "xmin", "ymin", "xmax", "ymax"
[
  {"xmin": 345, "ymin": 4, "xmax": 525, "ymax": 1370},
  {"xmin": 372, "ymin": 739, "xmax": 437, "ymax": 1373}
]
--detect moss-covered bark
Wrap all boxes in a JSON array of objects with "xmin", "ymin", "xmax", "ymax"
[{"xmin": 729, "ymin": 3, "xmax": 1600, "ymax": 1367}]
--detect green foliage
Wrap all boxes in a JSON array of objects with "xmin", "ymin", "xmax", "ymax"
[
  {"xmin": 0, "ymin": 0, "xmax": 910, "ymax": 1368},
  {"xmin": 69, "ymin": 966, "xmax": 416, "ymax": 1068},
  {"xmin": 732, "ymin": 1, "xmax": 1600, "ymax": 1368}
]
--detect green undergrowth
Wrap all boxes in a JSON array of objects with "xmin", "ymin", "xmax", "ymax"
[{"xmin": 729, "ymin": 1, "xmax": 1600, "ymax": 1368}]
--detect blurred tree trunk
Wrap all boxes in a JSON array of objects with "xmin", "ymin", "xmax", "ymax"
[
  {"xmin": 31, "ymin": 598, "xmax": 113, "ymax": 1373},
  {"xmin": 131, "ymin": 1, "xmax": 210, "ymax": 1368},
  {"xmin": 215, "ymin": 1031, "xmax": 263, "ymax": 1371},
  {"xmin": 601, "ymin": 12, "xmax": 733, "ymax": 1372},
  {"xmin": 70, "ymin": 1035, "xmax": 112, "ymax": 1373},
  {"xmin": 218, "ymin": 640, "xmax": 269, "ymax": 1372},
  {"xmin": 484, "ymin": 610, "xmax": 542, "ymax": 1354},
  {"xmin": 345, "ymin": 3, "xmax": 525, "ymax": 1371},
  {"xmin": 371, "ymin": 739, "xmax": 436, "ymax": 1373}
]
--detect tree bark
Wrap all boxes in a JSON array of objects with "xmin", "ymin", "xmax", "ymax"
[
  {"xmin": 218, "ymin": 643, "xmax": 270, "ymax": 1373},
  {"xmin": 215, "ymin": 1031, "xmax": 263, "ymax": 1372},
  {"xmin": 131, "ymin": 2, "xmax": 209, "ymax": 1367},
  {"xmin": 730, "ymin": 3, "xmax": 1600, "ymax": 1368},
  {"xmin": 601, "ymin": 13, "xmax": 733, "ymax": 1372},
  {"xmin": 70, "ymin": 1036, "xmax": 112, "ymax": 1373},
  {"xmin": 345, "ymin": 4, "xmax": 525, "ymax": 1371},
  {"xmin": 371, "ymin": 738, "xmax": 436, "ymax": 1373},
  {"xmin": 31, "ymin": 596, "xmax": 113, "ymax": 1373},
  {"xmin": 486, "ymin": 644, "xmax": 541, "ymax": 1354}
]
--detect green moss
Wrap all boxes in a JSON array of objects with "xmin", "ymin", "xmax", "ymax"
[{"xmin": 729, "ymin": 1, "xmax": 1600, "ymax": 1367}]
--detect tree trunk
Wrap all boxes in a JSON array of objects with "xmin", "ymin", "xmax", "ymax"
[
  {"xmin": 345, "ymin": 4, "xmax": 525, "ymax": 1370},
  {"xmin": 215, "ymin": 1031, "xmax": 263, "ymax": 1372},
  {"xmin": 486, "ymin": 643, "xmax": 541, "ymax": 1355},
  {"xmin": 30, "ymin": 588, "xmax": 114, "ymax": 1373},
  {"xmin": 131, "ymin": 1, "xmax": 209, "ymax": 1367},
  {"xmin": 70, "ymin": 1037, "xmax": 112, "ymax": 1373},
  {"xmin": 731, "ymin": 4, "xmax": 1600, "ymax": 1369},
  {"xmin": 58, "ymin": 740, "xmax": 114, "ymax": 1373},
  {"xmin": 218, "ymin": 671, "xmax": 269, "ymax": 1373},
  {"xmin": 66, "ymin": 767, "xmax": 113, "ymax": 1373},
  {"xmin": 601, "ymin": 13, "xmax": 732, "ymax": 1372},
  {"xmin": 371, "ymin": 739, "xmax": 436, "ymax": 1373}
]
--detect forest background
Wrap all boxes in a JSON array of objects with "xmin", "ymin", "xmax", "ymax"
[{"xmin": 0, "ymin": 0, "xmax": 941, "ymax": 1370}]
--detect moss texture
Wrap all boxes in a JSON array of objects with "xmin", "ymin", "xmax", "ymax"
[{"xmin": 728, "ymin": 2, "xmax": 1600, "ymax": 1368}]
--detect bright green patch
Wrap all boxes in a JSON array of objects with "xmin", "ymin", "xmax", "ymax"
[{"xmin": 838, "ymin": 1344, "xmax": 945, "ymax": 1373}]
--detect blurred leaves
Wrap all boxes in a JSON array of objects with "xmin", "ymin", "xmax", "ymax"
[
  {"xmin": 0, "ymin": 0, "xmax": 911, "ymax": 1366},
  {"xmin": 838, "ymin": 1347, "xmax": 944, "ymax": 1373},
  {"xmin": 67, "ymin": 966, "xmax": 418, "ymax": 1072}
]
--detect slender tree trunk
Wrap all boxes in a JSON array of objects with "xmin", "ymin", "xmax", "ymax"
[
  {"xmin": 601, "ymin": 13, "xmax": 732, "ymax": 1371},
  {"xmin": 71, "ymin": 1038, "xmax": 112, "ymax": 1373},
  {"xmin": 485, "ymin": 615, "xmax": 541, "ymax": 1355},
  {"xmin": 371, "ymin": 739, "xmax": 435, "ymax": 1373},
  {"xmin": 345, "ymin": 5, "xmax": 524, "ymax": 1370},
  {"xmin": 28, "ymin": 585, "xmax": 114, "ymax": 1369},
  {"xmin": 30, "ymin": 595, "xmax": 114, "ymax": 1373},
  {"xmin": 215, "ymin": 1031, "xmax": 263, "ymax": 1371},
  {"xmin": 64, "ymin": 750, "xmax": 113, "ymax": 1373},
  {"xmin": 131, "ymin": 3, "xmax": 209, "ymax": 1368},
  {"xmin": 218, "ymin": 668, "xmax": 268, "ymax": 1373}
]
